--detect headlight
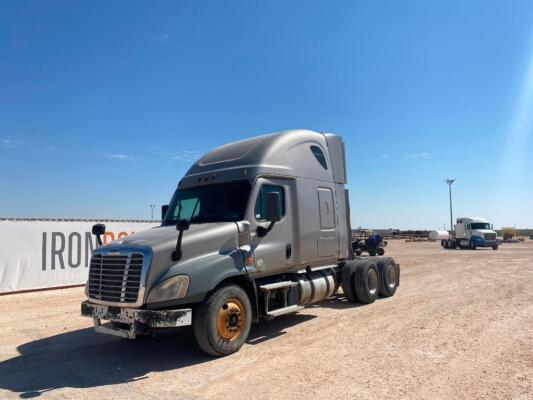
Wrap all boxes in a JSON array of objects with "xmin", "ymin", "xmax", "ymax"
[{"xmin": 147, "ymin": 275, "xmax": 190, "ymax": 303}]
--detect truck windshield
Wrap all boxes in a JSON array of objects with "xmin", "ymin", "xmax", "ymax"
[
  {"xmin": 162, "ymin": 181, "xmax": 251, "ymax": 226},
  {"xmin": 470, "ymin": 223, "xmax": 492, "ymax": 230}
]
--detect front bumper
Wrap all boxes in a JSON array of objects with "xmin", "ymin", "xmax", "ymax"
[
  {"xmin": 81, "ymin": 300, "xmax": 192, "ymax": 339},
  {"xmin": 479, "ymin": 241, "xmax": 498, "ymax": 247},
  {"xmin": 472, "ymin": 238, "xmax": 499, "ymax": 247}
]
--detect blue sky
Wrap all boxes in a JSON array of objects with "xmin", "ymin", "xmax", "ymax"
[{"xmin": 1, "ymin": 1, "xmax": 532, "ymax": 229}]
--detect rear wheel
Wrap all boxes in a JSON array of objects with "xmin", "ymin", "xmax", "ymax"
[
  {"xmin": 442, "ymin": 239, "xmax": 448, "ymax": 249},
  {"xmin": 376, "ymin": 257, "xmax": 398, "ymax": 297},
  {"xmin": 492, "ymin": 244, "xmax": 499, "ymax": 250},
  {"xmin": 341, "ymin": 261, "xmax": 359, "ymax": 302},
  {"xmin": 368, "ymin": 248, "xmax": 377, "ymax": 256},
  {"xmin": 193, "ymin": 284, "xmax": 252, "ymax": 356},
  {"xmin": 377, "ymin": 247, "xmax": 385, "ymax": 256},
  {"xmin": 353, "ymin": 260, "xmax": 380, "ymax": 304}
]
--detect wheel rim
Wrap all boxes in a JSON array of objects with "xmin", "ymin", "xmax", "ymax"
[
  {"xmin": 216, "ymin": 298, "xmax": 244, "ymax": 341},
  {"xmin": 367, "ymin": 268, "xmax": 378, "ymax": 295},
  {"xmin": 387, "ymin": 265, "xmax": 396, "ymax": 289}
]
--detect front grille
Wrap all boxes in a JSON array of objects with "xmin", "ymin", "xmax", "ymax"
[
  {"xmin": 88, "ymin": 253, "xmax": 143, "ymax": 303},
  {"xmin": 484, "ymin": 233, "xmax": 497, "ymax": 241}
]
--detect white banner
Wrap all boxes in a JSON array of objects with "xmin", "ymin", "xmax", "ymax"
[{"xmin": 0, "ymin": 220, "xmax": 159, "ymax": 293}]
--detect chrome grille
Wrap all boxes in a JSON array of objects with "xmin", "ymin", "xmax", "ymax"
[
  {"xmin": 88, "ymin": 253, "xmax": 143, "ymax": 303},
  {"xmin": 484, "ymin": 233, "xmax": 497, "ymax": 241}
]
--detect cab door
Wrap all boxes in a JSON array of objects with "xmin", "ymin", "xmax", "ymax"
[{"xmin": 248, "ymin": 177, "xmax": 294, "ymax": 278}]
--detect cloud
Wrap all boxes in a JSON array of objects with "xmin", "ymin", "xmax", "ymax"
[
  {"xmin": 404, "ymin": 152, "xmax": 430, "ymax": 159},
  {"xmin": 156, "ymin": 33, "xmax": 169, "ymax": 43},
  {"xmin": 37, "ymin": 145, "xmax": 55, "ymax": 151},
  {"xmin": 105, "ymin": 152, "xmax": 131, "ymax": 161},
  {"xmin": 152, "ymin": 148, "xmax": 201, "ymax": 163},
  {"xmin": 1, "ymin": 139, "xmax": 57, "ymax": 152},
  {"xmin": 1, "ymin": 139, "xmax": 18, "ymax": 149}
]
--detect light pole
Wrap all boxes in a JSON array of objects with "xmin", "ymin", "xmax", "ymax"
[
  {"xmin": 150, "ymin": 204, "xmax": 156, "ymax": 221},
  {"xmin": 444, "ymin": 179, "xmax": 455, "ymax": 234}
]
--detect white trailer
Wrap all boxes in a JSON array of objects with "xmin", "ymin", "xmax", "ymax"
[{"xmin": 429, "ymin": 230, "xmax": 449, "ymax": 241}]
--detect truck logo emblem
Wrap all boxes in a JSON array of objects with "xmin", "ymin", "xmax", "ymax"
[{"xmin": 257, "ymin": 259, "xmax": 267, "ymax": 271}]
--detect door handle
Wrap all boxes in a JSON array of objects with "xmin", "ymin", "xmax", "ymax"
[{"xmin": 285, "ymin": 244, "xmax": 292, "ymax": 259}]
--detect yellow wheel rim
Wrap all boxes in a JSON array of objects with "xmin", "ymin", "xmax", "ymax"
[{"xmin": 216, "ymin": 298, "xmax": 244, "ymax": 341}]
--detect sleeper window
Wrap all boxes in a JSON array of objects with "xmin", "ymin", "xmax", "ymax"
[{"xmin": 310, "ymin": 145, "xmax": 328, "ymax": 170}]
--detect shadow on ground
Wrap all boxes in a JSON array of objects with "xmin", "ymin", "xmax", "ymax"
[
  {"xmin": 312, "ymin": 293, "xmax": 367, "ymax": 310},
  {"xmin": 0, "ymin": 313, "xmax": 315, "ymax": 398}
]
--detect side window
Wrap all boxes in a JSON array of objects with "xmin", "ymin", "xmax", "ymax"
[
  {"xmin": 310, "ymin": 145, "xmax": 328, "ymax": 170},
  {"xmin": 254, "ymin": 185, "xmax": 285, "ymax": 221},
  {"xmin": 172, "ymin": 198, "xmax": 200, "ymax": 221}
]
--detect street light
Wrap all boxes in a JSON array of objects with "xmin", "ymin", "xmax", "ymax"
[
  {"xmin": 150, "ymin": 204, "xmax": 156, "ymax": 221},
  {"xmin": 444, "ymin": 179, "xmax": 455, "ymax": 234}
]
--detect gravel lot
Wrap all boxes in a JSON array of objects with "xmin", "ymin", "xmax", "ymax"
[{"xmin": 1, "ymin": 240, "xmax": 532, "ymax": 399}]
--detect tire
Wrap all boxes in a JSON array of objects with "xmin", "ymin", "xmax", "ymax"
[
  {"xmin": 376, "ymin": 257, "xmax": 398, "ymax": 298},
  {"xmin": 492, "ymin": 244, "xmax": 499, "ymax": 250},
  {"xmin": 447, "ymin": 239, "xmax": 454, "ymax": 249},
  {"xmin": 442, "ymin": 239, "xmax": 448, "ymax": 249},
  {"xmin": 355, "ymin": 250, "xmax": 362, "ymax": 256},
  {"xmin": 368, "ymin": 248, "xmax": 377, "ymax": 256},
  {"xmin": 377, "ymin": 247, "xmax": 385, "ymax": 256},
  {"xmin": 469, "ymin": 241, "xmax": 477, "ymax": 250},
  {"xmin": 193, "ymin": 284, "xmax": 252, "ymax": 357},
  {"xmin": 341, "ymin": 261, "xmax": 359, "ymax": 302},
  {"xmin": 353, "ymin": 259, "xmax": 380, "ymax": 304}
]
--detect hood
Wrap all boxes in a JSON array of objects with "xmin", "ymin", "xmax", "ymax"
[
  {"xmin": 103, "ymin": 222, "xmax": 240, "ymax": 290},
  {"xmin": 110, "ymin": 222, "xmax": 235, "ymax": 250},
  {"xmin": 472, "ymin": 229, "xmax": 496, "ymax": 234}
]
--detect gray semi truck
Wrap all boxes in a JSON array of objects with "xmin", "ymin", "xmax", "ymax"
[{"xmin": 81, "ymin": 130, "xmax": 400, "ymax": 356}]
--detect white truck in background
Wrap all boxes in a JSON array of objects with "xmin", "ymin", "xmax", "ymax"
[{"xmin": 442, "ymin": 217, "xmax": 499, "ymax": 250}]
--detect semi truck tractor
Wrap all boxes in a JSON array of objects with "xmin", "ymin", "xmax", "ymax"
[
  {"xmin": 441, "ymin": 217, "xmax": 499, "ymax": 250},
  {"xmin": 81, "ymin": 130, "xmax": 400, "ymax": 356}
]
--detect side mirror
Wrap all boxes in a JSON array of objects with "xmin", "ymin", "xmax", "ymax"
[
  {"xmin": 172, "ymin": 219, "xmax": 190, "ymax": 262},
  {"xmin": 177, "ymin": 219, "xmax": 190, "ymax": 232},
  {"xmin": 264, "ymin": 192, "xmax": 282, "ymax": 222},
  {"xmin": 92, "ymin": 223, "xmax": 106, "ymax": 246},
  {"xmin": 161, "ymin": 205, "xmax": 169, "ymax": 221},
  {"xmin": 256, "ymin": 192, "xmax": 282, "ymax": 238}
]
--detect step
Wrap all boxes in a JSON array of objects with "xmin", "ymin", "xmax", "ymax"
[
  {"xmin": 266, "ymin": 305, "xmax": 304, "ymax": 317},
  {"xmin": 259, "ymin": 281, "xmax": 298, "ymax": 291}
]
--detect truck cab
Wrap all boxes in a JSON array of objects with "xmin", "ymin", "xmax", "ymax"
[
  {"xmin": 81, "ymin": 130, "xmax": 400, "ymax": 356},
  {"xmin": 442, "ymin": 217, "xmax": 499, "ymax": 250}
]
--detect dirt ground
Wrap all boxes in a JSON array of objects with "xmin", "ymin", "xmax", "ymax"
[{"xmin": 0, "ymin": 240, "xmax": 532, "ymax": 399}]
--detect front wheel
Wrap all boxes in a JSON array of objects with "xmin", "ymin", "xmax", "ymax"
[
  {"xmin": 193, "ymin": 284, "xmax": 252, "ymax": 356},
  {"xmin": 492, "ymin": 244, "xmax": 499, "ymax": 250},
  {"xmin": 377, "ymin": 247, "xmax": 385, "ymax": 256}
]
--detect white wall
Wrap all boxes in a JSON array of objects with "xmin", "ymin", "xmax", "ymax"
[{"xmin": 0, "ymin": 219, "xmax": 159, "ymax": 293}]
